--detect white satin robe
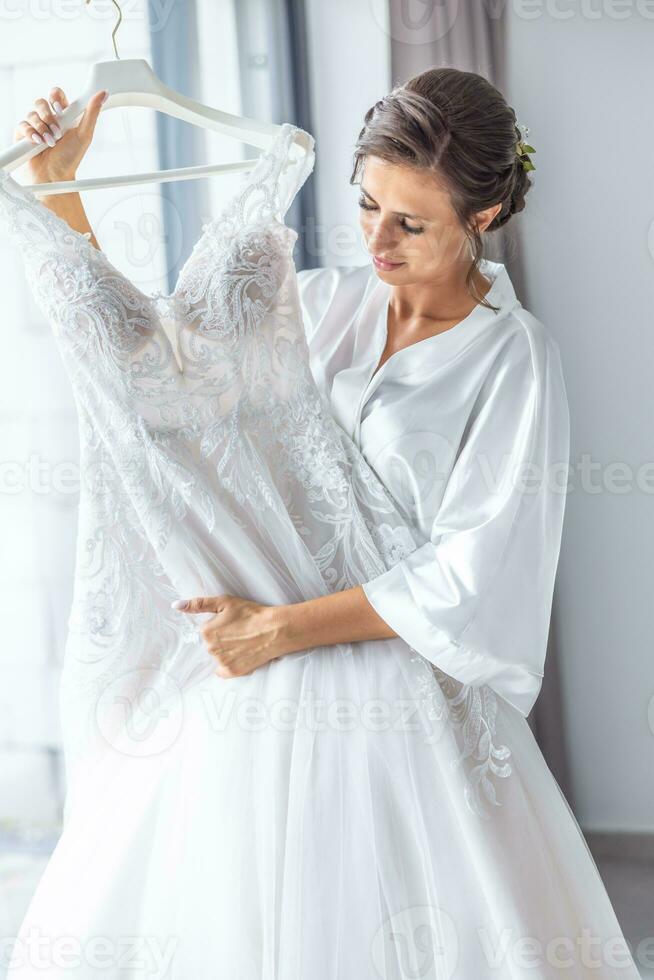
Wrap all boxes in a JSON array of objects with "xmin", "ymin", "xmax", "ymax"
[{"xmin": 297, "ymin": 258, "xmax": 571, "ymax": 718}]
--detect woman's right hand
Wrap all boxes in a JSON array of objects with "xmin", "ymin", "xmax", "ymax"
[{"xmin": 13, "ymin": 86, "xmax": 108, "ymax": 185}]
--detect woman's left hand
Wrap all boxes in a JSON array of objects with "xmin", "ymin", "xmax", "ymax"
[
  {"xmin": 172, "ymin": 594, "xmax": 289, "ymax": 678},
  {"xmin": 171, "ymin": 585, "xmax": 397, "ymax": 680}
]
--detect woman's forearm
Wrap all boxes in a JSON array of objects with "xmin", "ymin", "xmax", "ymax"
[
  {"xmin": 15, "ymin": 86, "xmax": 107, "ymax": 250},
  {"xmin": 278, "ymin": 585, "xmax": 398, "ymax": 653},
  {"xmin": 35, "ymin": 177, "xmax": 100, "ymax": 251}
]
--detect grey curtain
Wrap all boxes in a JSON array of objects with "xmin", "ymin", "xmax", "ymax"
[
  {"xmin": 233, "ymin": 0, "xmax": 318, "ymax": 271},
  {"xmin": 148, "ymin": 0, "xmax": 318, "ymax": 283},
  {"xmin": 147, "ymin": 0, "xmax": 208, "ymax": 293},
  {"xmin": 389, "ymin": 0, "xmax": 573, "ymax": 801}
]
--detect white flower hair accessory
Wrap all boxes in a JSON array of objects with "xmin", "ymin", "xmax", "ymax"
[{"xmin": 516, "ymin": 123, "xmax": 536, "ymax": 172}]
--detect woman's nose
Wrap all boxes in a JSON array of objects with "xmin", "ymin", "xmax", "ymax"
[{"xmin": 365, "ymin": 220, "xmax": 398, "ymax": 252}]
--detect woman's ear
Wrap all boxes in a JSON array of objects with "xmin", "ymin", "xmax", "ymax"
[{"xmin": 474, "ymin": 202, "xmax": 503, "ymax": 234}]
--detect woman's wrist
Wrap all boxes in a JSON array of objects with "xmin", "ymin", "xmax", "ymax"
[
  {"xmin": 275, "ymin": 586, "xmax": 397, "ymax": 656},
  {"xmin": 275, "ymin": 599, "xmax": 319, "ymax": 655},
  {"xmin": 32, "ymin": 168, "xmax": 77, "ymax": 186}
]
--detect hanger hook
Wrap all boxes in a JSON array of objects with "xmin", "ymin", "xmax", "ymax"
[{"xmin": 85, "ymin": 0, "xmax": 123, "ymax": 60}]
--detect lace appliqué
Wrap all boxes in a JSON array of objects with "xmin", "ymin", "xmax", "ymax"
[{"xmin": 408, "ymin": 650, "xmax": 513, "ymax": 820}]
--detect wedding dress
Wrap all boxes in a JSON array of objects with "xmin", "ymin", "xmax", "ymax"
[{"xmin": 0, "ymin": 123, "xmax": 641, "ymax": 979}]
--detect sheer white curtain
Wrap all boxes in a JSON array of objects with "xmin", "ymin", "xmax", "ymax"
[{"xmin": 0, "ymin": 5, "xmax": 158, "ymax": 842}]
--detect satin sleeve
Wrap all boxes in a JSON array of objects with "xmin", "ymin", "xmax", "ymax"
[{"xmin": 361, "ymin": 326, "xmax": 571, "ymax": 718}]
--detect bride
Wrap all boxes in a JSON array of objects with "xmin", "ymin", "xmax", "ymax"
[{"xmin": 1, "ymin": 66, "xmax": 641, "ymax": 979}]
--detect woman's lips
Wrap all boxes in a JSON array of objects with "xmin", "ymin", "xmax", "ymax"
[{"xmin": 373, "ymin": 255, "xmax": 405, "ymax": 271}]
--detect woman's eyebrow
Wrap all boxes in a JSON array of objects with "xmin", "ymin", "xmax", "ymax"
[{"xmin": 359, "ymin": 184, "xmax": 428, "ymax": 221}]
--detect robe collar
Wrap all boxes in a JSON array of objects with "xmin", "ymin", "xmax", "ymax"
[{"xmin": 331, "ymin": 259, "xmax": 521, "ymax": 443}]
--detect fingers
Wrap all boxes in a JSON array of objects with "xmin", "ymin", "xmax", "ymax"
[
  {"xmin": 75, "ymin": 89, "xmax": 108, "ymax": 146},
  {"xmin": 14, "ymin": 86, "xmax": 105, "ymax": 148},
  {"xmin": 48, "ymin": 86, "xmax": 69, "ymax": 117},
  {"xmin": 14, "ymin": 90, "xmax": 68, "ymax": 146},
  {"xmin": 14, "ymin": 117, "xmax": 45, "ymax": 147},
  {"xmin": 171, "ymin": 594, "xmax": 229, "ymax": 614}
]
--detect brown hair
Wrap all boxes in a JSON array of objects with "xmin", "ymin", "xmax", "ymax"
[{"xmin": 350, "ymin": 67, "xmax": 533, "ymax": 313}]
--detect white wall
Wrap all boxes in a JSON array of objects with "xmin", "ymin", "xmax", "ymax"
[{"xmin": 503, "ymin": 7, "xmax": 654, "ymax": 831}]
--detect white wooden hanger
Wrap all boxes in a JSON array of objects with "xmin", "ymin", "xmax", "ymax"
[{"xmin": 0, "ymin": 1, "xmax": 310, "ymax": 195}]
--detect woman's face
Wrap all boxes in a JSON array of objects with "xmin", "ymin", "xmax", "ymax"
[{"xmin": 358, "ymin": 155, "xmax": 501, "ymax": 282}]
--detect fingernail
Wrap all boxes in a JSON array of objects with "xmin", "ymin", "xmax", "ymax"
[
  {"xmin": 101, "ymin": 90, "xmax": 109, "ymax": 104},
  {"xmin": 31, "ymin": 133, "xmax": 44, "ymax": 144},
  {"xmin": 44, "ymin": 132, "xmax": 55, "ymax": 147},
  {"xmin": 52, "ymin": 101, "xmax": 63, "ymax": 115},
  {"xmin": 171, "ymin": 599, "xmax": 188, "ymax": 610},
  {"xmin": 50, "ymin": 123, "xmax": 62, "ymax": 139}
]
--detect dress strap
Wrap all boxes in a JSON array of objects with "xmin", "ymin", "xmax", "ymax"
[
  {"xmin": 273, "ymin": 124, "xmax": 316, "ymax": 220},
  {"xmin": 202, "ymin": 123, "xmax": 315, "ymax": 237}
]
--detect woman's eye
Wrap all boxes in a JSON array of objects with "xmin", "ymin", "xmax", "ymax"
[
  {"xmin": 357, "ymin": 197, "xmax": 424, "ymax": 236},
  {"xmin": 401, "ymin": 219, "xmax": 424, "ymax": 236}
]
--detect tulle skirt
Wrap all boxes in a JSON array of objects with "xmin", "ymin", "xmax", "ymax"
[{"xmin": 5, "ymin": 635, "xmax": 640, "ymax": 979}]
